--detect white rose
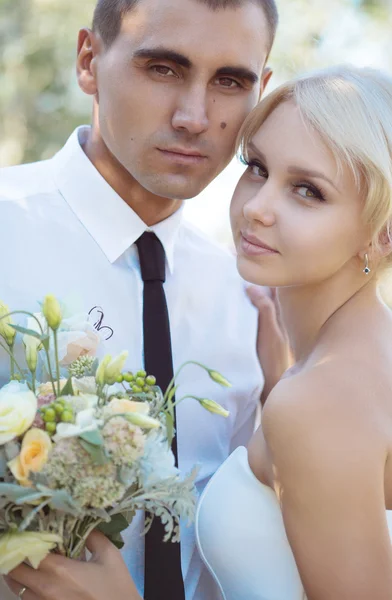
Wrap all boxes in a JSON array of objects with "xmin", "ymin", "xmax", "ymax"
[{"xmin": 0, "ymin": 382, "xmax": 37, "ymax": 445}]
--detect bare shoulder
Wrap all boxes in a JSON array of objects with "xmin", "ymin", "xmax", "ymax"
[{"xmin": 262, "ymin": 362, "xmax": 388, "ymax": 473}]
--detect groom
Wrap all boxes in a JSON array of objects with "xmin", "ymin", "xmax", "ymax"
[{"xmin": 1, "ymin": 0, "xmax": 283, "ymax": 598}]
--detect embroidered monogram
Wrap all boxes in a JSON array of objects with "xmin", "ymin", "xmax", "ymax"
[{"xmin": 88, "ymin": 306, "xmax": 114, "ymax": 340}]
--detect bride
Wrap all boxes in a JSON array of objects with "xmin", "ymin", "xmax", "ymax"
[{"xmin": 196, "ymin": 65, "xmax": 392, "ymax": 600}]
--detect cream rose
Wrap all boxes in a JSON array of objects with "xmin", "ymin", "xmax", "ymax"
[
  {"xmin": 8, "ymin": 428, "xmax": 52, "ymax": 486},
  {"xmin": 106, "ymin": 399, "xmax": 150, "ymax": 415},
  {"xmin": 0, "ymin": 531, "xmax": 62, "ymax": 574},
  {"xmin": 0, "ymin": 381, "xmax": 37, "ymax": 445}
]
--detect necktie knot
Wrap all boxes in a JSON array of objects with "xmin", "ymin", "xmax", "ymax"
[{"xmin": 136, "ymin": 232, "xmax": 166, "ymax": 283}]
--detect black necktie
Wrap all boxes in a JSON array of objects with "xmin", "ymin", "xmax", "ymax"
[{"xmin": 136, "ymin": 232, "xmax": 185, "ymax": 600}]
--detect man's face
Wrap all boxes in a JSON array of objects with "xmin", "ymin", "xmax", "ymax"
[{"xmin": 91, "ymin": 0, "xmax": 270, "ymax": 200}]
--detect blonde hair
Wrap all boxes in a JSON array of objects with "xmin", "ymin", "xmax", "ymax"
[{"xmin": 238, "ymin": 65, "xmax": 392, "ymax": 269}]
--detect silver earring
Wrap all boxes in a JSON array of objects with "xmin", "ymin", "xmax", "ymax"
[{"xmin": 363, "ymin": 253, "xmax": 371, "ymax": 275}]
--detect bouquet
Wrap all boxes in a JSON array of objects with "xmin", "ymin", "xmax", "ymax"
[{"xmin": 0, "ymin": 295, "xmax": 230, "ymax": 575}]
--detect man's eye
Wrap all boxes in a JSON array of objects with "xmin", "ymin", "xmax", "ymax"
[
  {"xmin": 217, "ymin": 77, "xmax": 240, "ymax": 89},
  {"xmin": 151, "ymin": 65, "xmax": 177, "ymax": 77},
  {"xmin": 250, "ymin": 164, "xmax": 267, "ymax": 177}
]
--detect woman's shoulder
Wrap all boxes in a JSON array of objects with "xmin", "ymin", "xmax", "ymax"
[{"xmin": 262, "ymin": 360, "xmax": 389, "ymax": 467}]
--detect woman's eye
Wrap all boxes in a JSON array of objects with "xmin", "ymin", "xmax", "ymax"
[{"xmin": 295, "ymin": 184, "xmax": 325, "ymax": 202}]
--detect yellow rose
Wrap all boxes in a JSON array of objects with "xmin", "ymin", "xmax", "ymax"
[
  {"xmin": 107, "ymin": 399, "xmax": 150, "ymax": 415},
  {"xmin": 38, "ymin": 380, "xmax": 67, "ymax": 396},
  {"xmin": 0, "ymin": 382, "xmax": 37, "ymax": 445},
  {"xmin": 8, "ymin": 429, "xmax": 52, "ymax": 487},
  {"xmin": 0, "ymin": 531, "xmax": 62, "ymax": 574}
]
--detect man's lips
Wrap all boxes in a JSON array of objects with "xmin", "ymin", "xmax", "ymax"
[
  {"xmin": 240, "ymin": 232, "xmax": 279, "ymax": 257},
  {"xmin": 157, "ymin": 147, "xmax": 207, "ymax": 165}
]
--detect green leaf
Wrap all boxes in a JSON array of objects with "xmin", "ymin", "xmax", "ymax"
[
  {"xmin": 98, "ymin": 513, "xmax": 129, "ymax": 536},
  {"xmin": 167, "ymin": 385, "xmax": 178, "ymax": 407},
  {"xmin": 90, "ymin": 358, "xmax": 99, "ymax": 376},
  {"xmin": 10, "ymin": 324, "xmax": 47, "ymax": 341},
  {"xmin": 79, "ymin": 439, "xmax": 108, "ymax": 465},
  {"xmin": 60, "ymin": 376, "xmax": 74, "ymax": 396},
  {"xmin": 165, "ymin": 412, "xmax": 174, "ymax": 447},
  {"xmin": 0, "ymin": 450, "xmax": 7, "ymax": 478},
  {"xmin": 0, "ymin": 483, "xmax": 39, "ymax": 501},
  {"xmin": 42, "ymin": 336, "xmax": 50, "ymax": 352},
  {"xmin": 104, "ymin": 531, "xmax": 125, "ymax": 550},
  {"xmin": 79, "ymin": 430, "xmax": 104, "ymax": 447}
]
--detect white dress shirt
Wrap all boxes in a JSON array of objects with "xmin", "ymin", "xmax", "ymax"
[{"xmin": 0, "ymin": 127, "xmax": 263, "ymax": 600}]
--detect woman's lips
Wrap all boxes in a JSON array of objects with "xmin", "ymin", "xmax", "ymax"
[{"xmin": 239, "ymin": 233, "xmax": 279, "ymax": 257}]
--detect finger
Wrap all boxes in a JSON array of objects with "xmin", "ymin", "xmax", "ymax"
[
  {"xmin": 85, "ymin": 529, "xmax": 114, "ymax": 560},
  {"xmin": 3, "ymin": 577, "xmax": 39, "ymax": 600},
  {"xmin": 6, "ymin": 563, "xmax": 49, "ymax": 598},
  {"xmin": 246, "ymin": 285, "xmax": 273, "ymax": 305}
]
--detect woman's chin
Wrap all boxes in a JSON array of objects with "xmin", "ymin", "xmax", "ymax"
[{"xmin": 236, "ymin": 255, "xmax": 277, "ymax": 286}]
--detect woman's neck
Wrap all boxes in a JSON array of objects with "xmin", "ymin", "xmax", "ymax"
[{"xmin": 277, "ymin": 270, "xmax": 379, "ymax": 364}]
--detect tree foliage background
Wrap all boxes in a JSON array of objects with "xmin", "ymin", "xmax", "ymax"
[{"xmin": 1, "ymin": 0, "xmax": 391, "ymax": 166}]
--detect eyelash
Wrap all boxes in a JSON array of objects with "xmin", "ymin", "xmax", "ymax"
[
  {"xmin": 149, "ymin": 65, "xmax": 243, "ymax": 89},
  {"xmin": 240, "ymin": 157, "xmax": 327, "ymax": 202}
]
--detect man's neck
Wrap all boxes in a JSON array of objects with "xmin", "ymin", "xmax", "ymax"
[{"xmin": 80, "ymin": 127, "xmax": 183, "ymax": 227}]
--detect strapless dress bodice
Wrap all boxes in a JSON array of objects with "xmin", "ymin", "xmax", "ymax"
[{"xmin": 196, "ymin": 446, "xmax": 392, "ymax": 600}]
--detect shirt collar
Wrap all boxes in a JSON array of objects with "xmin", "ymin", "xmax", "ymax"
[{"xmin": 50, "ymin": 126, "xmax": 183, "ymax": 273}]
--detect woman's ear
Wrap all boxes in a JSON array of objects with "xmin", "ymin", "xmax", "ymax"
[
  {"xmin": 76, "ymin": 28, "xmax": 101, "ymax": 96},
  {"xmin": 378, "ymin": 226, "xmax": 392, "ymax": 258}
]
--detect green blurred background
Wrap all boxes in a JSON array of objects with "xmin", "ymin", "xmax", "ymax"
[{"xmin": 1, "ymin": 0, "xmax": 391, "ymax": 167}]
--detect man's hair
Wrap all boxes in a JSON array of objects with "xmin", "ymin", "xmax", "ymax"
[{"xmin": 92, "ymin": 0, "xmax": 278, "ymax": 51}]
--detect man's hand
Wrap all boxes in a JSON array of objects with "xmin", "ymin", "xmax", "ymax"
[
  {"xmin": 247, "ymin": 286, "xmax": 291, "ymax": 405},
  {"xmin": 4, "ymin": 530, "xmax": 142, "ymax": 600}
]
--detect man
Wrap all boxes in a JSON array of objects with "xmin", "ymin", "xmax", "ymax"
[{"xmin": 1, "ymin": 0, "xmax": 283, "ymax": 598}]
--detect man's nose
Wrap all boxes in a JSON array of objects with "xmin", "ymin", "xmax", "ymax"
[{"xmin": 172, "ymin": 85, "xmax": 209, "ymax": 135}]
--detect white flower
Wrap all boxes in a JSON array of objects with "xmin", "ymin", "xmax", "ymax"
[
  {"xmin": 72, "ymin": 376, "xmax": 97, "ymax": 395},
  {"xmin": 53, "ymin": 408, "xmax": 102, "ymax": 442},
  {"xmin": 62, "ymin": 393, "xmax": 99, "ymax": 414},
  {"xmin": 139, "ymin": 430, "xmax": 179, "ymax": 487},
  {"xmin": 0, "ymin": 381, "xmax": 37, "ymax": 445},
  {"xmin": 0, "ymin": 531, "xmax": 62, "ymax": 575}
]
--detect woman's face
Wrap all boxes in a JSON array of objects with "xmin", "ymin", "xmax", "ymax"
[{"xmin": 230, "ymin": 100, "xmax": 369, "ymax": 287}]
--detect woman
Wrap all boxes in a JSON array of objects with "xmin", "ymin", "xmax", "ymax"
[{"xmin": 196, "ymin": 65, "xmax": 392, "ymax": 600}]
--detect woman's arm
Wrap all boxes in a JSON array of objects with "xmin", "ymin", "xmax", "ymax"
[
  {"xmin": 4, "ymin": 530, "xmax": 142, "ymax": 600},
  {"xmin": 263, "ymin": 373, "xmax": 392, "ymax": 600}
]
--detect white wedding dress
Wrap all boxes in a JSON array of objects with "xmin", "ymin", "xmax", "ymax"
[{"xmin": 196, "ymin": 446, "xmax": 392, "ymax": 600}]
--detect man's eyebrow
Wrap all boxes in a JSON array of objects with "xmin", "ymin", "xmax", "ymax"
[
  {"xmin": 133, "ymin": 47, "xmax": 192, "ymax": 69},
  {"xmin": 216, "ymin": 66, "xmax": 259, "ymax": 85},
  {"xmin": 133, "ymin": 48, "xmax": 258, "ymax": 84}
]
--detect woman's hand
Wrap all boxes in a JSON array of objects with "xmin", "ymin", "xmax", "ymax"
[
  {"xmin": 4, "ymin": 530, "xmax": 142, "ymax": 600},
  {"xmin": 248, "ymin": 285, "xmax": 291, "ymax": 404}
]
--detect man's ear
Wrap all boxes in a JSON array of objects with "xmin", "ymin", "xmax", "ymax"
[
  {"xmin": 258, "ymin": 67, "xmax": 273, "ymax": 101},
  {"xmin": 76, "ymin": 28, "xmax": 101, "ymax": 96}
]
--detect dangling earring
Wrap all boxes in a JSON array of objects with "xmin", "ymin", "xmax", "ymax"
[{"xmin": 363, "ymin": 253, "xmax": 371, "ymax": 275}]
